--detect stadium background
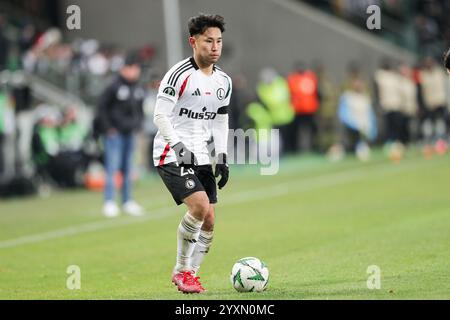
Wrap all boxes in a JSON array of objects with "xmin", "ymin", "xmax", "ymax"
[{"xmin": 0, "ymin": 0, "xmax": 449, "ymax": 300}]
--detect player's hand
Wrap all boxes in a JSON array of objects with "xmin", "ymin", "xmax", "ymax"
[
  {"xmin": 172, "ymin": 142, "xmax": 198, "ymax": 166},
  {"xmin": 215, "ymin": 153, "xmax": 229, "ymax": 190}
]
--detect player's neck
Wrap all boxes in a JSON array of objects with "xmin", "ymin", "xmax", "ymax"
[{"xmin": 193, "ymin": 55, "xmax": 214, "ymax": 76}]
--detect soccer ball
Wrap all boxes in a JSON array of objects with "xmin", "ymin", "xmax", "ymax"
[{"xmin": 230, "ymin": 257, "xmax": 269, "ymax": 292}]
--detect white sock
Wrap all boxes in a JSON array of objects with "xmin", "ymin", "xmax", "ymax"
[
  {"xmin": 174, "ymin": 212, "xmax": 203, "ymax": 273},
  {"xmin": 191, "ymin": 230, "xmax": 214, "ymax": 275}
]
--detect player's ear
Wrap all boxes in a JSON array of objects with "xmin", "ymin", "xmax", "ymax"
[{"xmin": 189, "ymin": 36, "xmax": 196, "ymax": 49}]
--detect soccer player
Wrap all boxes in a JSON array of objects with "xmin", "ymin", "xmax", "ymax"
[{"xmin": 153, "ymin": 14, "xmax": 232, "ymax": 294}]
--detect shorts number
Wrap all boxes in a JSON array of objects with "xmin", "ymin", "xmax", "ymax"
[{"xmin": 180, "ymin": 167, "xmax": 195, "ymax": 176}]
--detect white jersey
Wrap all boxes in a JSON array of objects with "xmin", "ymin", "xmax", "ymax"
[{"xmin": 153, "ymin": 57, "xmax": 232, "ymax": 166}]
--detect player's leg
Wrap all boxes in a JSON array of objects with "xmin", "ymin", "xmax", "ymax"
[
  {"xmin": 171, "ymin": 190, "xmax": 209, "ymax": 293},
  {"xmin": 174, "ymin": 191, "xmax": 210, "ymax": 273},
  {"xmin": 157, "ymin": 164, "xmax": 211, "ymax": 293},
  {"xmin": 190, "ymin": 164, "xmax": 218, "ymax": 278},
  {"xmin": 191, "ymin": 204, "xmax": 215, "ymax": 275}
]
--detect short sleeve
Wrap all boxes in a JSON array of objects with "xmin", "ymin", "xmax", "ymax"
[{"xmin": 157, "ymin": 70, "xmax": 181, "ymax": 104}]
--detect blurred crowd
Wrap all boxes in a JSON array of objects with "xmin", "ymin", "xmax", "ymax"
[
  {"xmin": 237, "ymin": 56, "xmax": 450, "ymax": 162},
  {"xmin": 302, "ymin": 0, "xmax": 450, "ymax": 58},
  {"xmin": 0, "ymin": 11, "xmax": 160, "ymax": 196},
  {"xmin": 0, "ymin": 11, "xmax": 157, "ymax": 103}
]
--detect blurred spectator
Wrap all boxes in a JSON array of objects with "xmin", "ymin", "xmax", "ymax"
[
  {"xmin": 87, "ymin": 50, "xmax": 109, "ymax": 76},
  {"xmin": 287, "ymin": 61, "xmax": 320, "ymax": 153},
  {"xmin": 22, "ymin": 27, "xmax": 63, "ymax": 73},
  {"xmin": 374, "ymin": 58, "xmax": 403, "ymax": 145},
  {"xmin": 314, "ymin": 61, "xmax": 339, "ymax": 152},
  {"xmin": 337, "ymin": 77, "xmax": 377, "ymax": 161},
  {"xmin": 96, "ymin": 52, "xmax": 145, "ymax": 217},
  {"xmin": 59, "ymin": 105, "xmax": 88, "ymax": 152},
  {"xmin": 31, "ymin": 106, "xmax": 60, "ymax": 187},
  {"xmin": 256, "ymin": 67, "xmax": 294, "ymax": 155},
  {"xmin": 420, "ymin": 56, "xmax": 449, "ymax": 154},
  {"xmin": 398, "ymin": 63, "xmax": 418, "ymax": 145},
  {"xmin": 54, "ymin": 106, "xmax": 90, "ymax": 187}
]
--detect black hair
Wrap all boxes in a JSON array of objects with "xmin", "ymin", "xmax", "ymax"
[
  {"xmin": 188, "ymin": 13, "xmax": 225, "ymax": 36},
  {"xmin": 444, "ymin": 48, "xmax": 450, "ymax": 70}
]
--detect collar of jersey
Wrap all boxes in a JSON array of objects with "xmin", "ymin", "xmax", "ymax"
[{"xmin": 190, "ymin": 56, "xmax": 218, "ymax": 74}]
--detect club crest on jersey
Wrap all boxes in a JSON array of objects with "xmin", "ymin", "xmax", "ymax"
[
  {"xmin": 216, "ymin": 88, "xmax": 225, "ymax": 100},
  {"xmin": 185, "ymin": 179, "xmax": 196, "ymax": 189},
  {"xmin": 163, "ymin": 86, "xmax": 176, "ymax": 97},
  {"xmin": 179, "ymin": 107, "xmax": 217, "ymax": 120}
]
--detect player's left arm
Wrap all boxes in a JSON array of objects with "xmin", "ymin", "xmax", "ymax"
[{"xmin": 213, "ymin": 76, "xmax": 232, "ymax": 189}]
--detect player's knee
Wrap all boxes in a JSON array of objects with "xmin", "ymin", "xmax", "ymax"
[{"xmin": 190, "ymin": 200, "xmax": 210, "ymax": 220}]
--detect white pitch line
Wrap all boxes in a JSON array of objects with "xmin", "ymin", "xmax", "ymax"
[{"xmin": 0, "ymin": 158, "xmax": 440, "ymax": 249}]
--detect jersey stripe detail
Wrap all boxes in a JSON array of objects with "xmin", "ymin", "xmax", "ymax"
[
  {"xmin": 167, "ymin": 60, "xmax": 190, "ymax": 86},
  {"xmin": 171, "ymin": 65, "xmax": 194, "ymax": 87},
  {"xmin": 168, "ymin": 64, "xmax": 191, "ymax": 87},
  {"xmin": 158, "ymin": 143, "xmax": 171, "ymax": 166},
  {"xmin": 178, "ymin": 75, "xmax": 191, "ymax": 98},
  {"xmin": 169, "ymin": 64, "xmax": 193, "ymax": 87}
]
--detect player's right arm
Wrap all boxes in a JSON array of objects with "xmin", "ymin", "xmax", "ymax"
[
  {"xmin": 153, "ymin": 67, "xmax": 182, "ymax": 147},
  {"xmin": 153, "ymin": 62, "xmax": 197, "ymax": 165}
]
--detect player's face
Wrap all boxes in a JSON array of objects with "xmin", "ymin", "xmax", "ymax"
[{"xmin": 191, "ymin": 27, "xmax": 222, "ymax": 65}]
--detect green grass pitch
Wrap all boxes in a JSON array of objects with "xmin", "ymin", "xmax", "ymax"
[{"xmin": 0, "ymin": 149, "xmax": 449, "ymax": 299}]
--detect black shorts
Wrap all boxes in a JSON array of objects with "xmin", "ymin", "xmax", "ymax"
[{"xmin": 157, "ymin": 163, "xmax": 217, "ymax": 206}]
